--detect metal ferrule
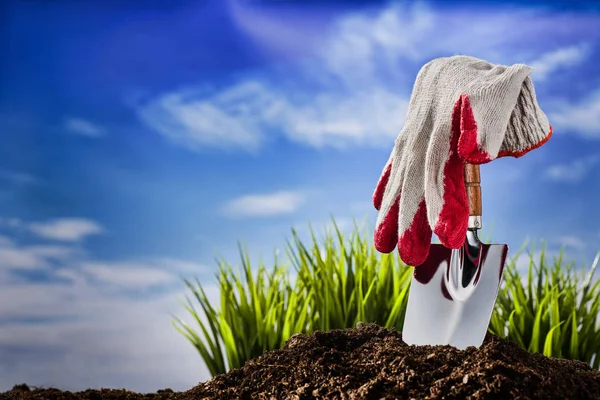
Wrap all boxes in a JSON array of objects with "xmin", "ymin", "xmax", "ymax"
[{"xmin": 468, "ymin": 216, "xmax": 482, "ymax": 230}]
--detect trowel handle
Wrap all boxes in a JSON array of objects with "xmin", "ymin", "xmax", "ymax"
[{"xmin": 464, "ymin": 163, "xmax": 482, "ymax": 229}]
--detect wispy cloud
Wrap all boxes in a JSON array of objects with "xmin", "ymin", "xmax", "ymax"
[
  {"xmin": 64, "ymin": 117, "xmax": 106, "ymax": 137},
  {"xmin": 137, "ymin": 82, "xmax": 276, "ymax": 152},
  {"xmin": 530, "ymin": 44, "xmax": 589, "ymax": 81},
  {"xmin": 0, "ymin": 247, "xmax": 46, "ymax": 270},
  {"xmin": 223, "ymin": 190, "xmax": 306, "ymax": 217},
  {"xmin": 0, "ymin": 170, "xmax": 38, "ymax": 185},
  {"xmin": 0, "ymin": 234, "xmax": 13, "ymax": 247},
  {"xmin": 80, "ymin": 262, "xmax": 180, "ymax": 289},
  {"xmin": 552, "ymin": 235, "xmax": 587, "ymax": 251},
  {"xmin": 136, "ymin": 3, "xmax": 597, "ymax": 153},
  {"xmin": 544, "ymin": 155, "xmax": 599, "ymax": 182},
  {"xmin": 27, "ymin": 218, "xmax": 104, "ymax": 242},
  {"xmin": 225, "ymin": 0, "xmax": 327, "ymax": 58},
  {"xmin": 0, "ymin": 229, "xmax": 214, "ymax": 392},
  {"xmin": 0, "ymin": 239, "xmax": 76, "ymax": 272},
  {"xmin": 1, "ymin": 217, "xmax": 104, "ymax": 242},
  {"xmin": 547, "ymin": 91, "xmax": 600, "ymax": 138},
  {"xmin": 0, "ymin": 281, "xmax": 215, "ymax": 393}
]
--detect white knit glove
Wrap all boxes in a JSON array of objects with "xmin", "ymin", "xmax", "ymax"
[{"xmin": 373, "ymin": 55, "xmax": 551, "ymax": 266}]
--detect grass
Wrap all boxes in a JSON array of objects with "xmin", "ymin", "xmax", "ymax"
[
  {"xmin": 489, "ymin": 242, "xmax": 600, "ymax": 366},
  {"xmin": 172, "ymin": 220, "xmax": 600, "ymax": 376}
]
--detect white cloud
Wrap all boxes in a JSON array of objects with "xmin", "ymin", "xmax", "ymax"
[
  {"xmin": 1, "ymin": 217, "xmax": 104, "ymax": 242},
  {"xmin": 544, "ymin": 155, "xmax": 599, "ymax": 182},
  {"xmin": 137, "ymin": 82, "xmax": 272, "ymax": 152},
  {"xmin": 552, "ymin": 235, "xmax": 587, "ymax": 251},
  {"xmin": 547, "ymin": 91, "xmax": 600, "ymax": 138},
  {"xmin": 0, "ymin": 237, "xmax": 75, "ymax": 271},
  {"xmin": 64, "ymin": 117, "xmax": 106, "ymax": 137},
  {"xmin": 0, "ymin": 248, "xmax": 45, "ymax": 270},
  {"xmin": 28, "ymin": 218, "xmax": 104, "ymax": 242},
  {"xmin": 277, "ymin": 89, "xmax": 408, "ymax": 149},
  {"xmin": 0, "ymin": 170, "xmax": 37, "ymax": 185},
  {"xmin": 225, "ymin": 0, "xmax": 328, "ymax": 59},
  {"xmin": 156, "ymin": 258, "xmax": 212, "ymax": 275},
  {"xmin": 530, "ymin": 44, "xmax": 589, "ymax": 81},
  {"xmin": 136, "ymin": 3, "xmax": 597, "ymax": 152},
  {"xmin": 0, "ymin": 282, "xmax": 215, "ymax": 393},
  {"xmin": 26, "ymin": 245, "xmax": 76, "ymax": 260},
  {"xmin": 0, "ymin": 231, "xmax": 216, "ymax": 392},
  {"xmin": 0, "ymin": 234, "xmax": 13, "ymax": 247},
  {"xmin": 0, "ymin": 218, "xmax": 24, "ymax": 229},
  {"xmin": 223, "ymin": 190, "xmax": 305, "ymax": 217},
  {"xmin": 80, "ymin": 262, "xmax": 180, "ymax": 289}
]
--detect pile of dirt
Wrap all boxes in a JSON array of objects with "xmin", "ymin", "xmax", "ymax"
[
  {"xmin": 3, "ymin": 323, "xmax": 600, "ymax": 399},
  {"xmin": 0, "ymin": 385, "xmax": 177, "ymax": 400}
]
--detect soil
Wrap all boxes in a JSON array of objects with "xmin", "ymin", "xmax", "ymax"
[{"xmin": 2, "ymin": 323, "xmax": 600, "ymax": 400}]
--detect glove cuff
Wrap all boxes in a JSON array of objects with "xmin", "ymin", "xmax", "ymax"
[
  {"xmin": 457, "ymin": 72, "xmax": 552, "ymax": 164},
  {"xmin": 497, "ymin": 76, "xmax": 552, "ymax": 158}
]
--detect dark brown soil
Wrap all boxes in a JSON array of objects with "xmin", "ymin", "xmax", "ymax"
[{"xmin": 2, "ymin": 323, "xmax": 600, "ymax": 399}]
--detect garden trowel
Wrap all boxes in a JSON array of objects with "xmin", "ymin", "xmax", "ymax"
[{"xmin": 403, "ymin": 163, "xmax": 508, "ymax": 350}]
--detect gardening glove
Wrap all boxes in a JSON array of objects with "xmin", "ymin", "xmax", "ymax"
[{"xmin": 373, "ymin": 55, "xmax": 552, "ymax": 266}]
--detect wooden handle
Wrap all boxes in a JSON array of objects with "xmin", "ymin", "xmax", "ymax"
[{"xmin": 464, "ymin": 163, "xmax": 482, "ymax": 217}]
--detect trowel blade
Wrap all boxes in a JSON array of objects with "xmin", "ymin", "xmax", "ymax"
[{"xmin": 402, "ymin": 243, "xmax": 508, "ymax": 350}]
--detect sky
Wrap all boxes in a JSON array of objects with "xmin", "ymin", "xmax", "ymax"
[{"xmin": 1, "ymin": 0, "xmax": 600, "ymax": 393}]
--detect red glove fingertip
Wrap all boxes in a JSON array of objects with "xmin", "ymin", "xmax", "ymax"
[
  {"xmin": 398, "ymin": 198, "xmax": 432, "ymax": 267},
  {"xmin": 374, "ymin": 197, "xmax": 399, "ymax": 253}
]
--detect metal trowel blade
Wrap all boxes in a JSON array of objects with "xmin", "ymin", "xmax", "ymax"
[{"xmin": 402, "ymin": 241, "xmax": 508, "ymax": 350}]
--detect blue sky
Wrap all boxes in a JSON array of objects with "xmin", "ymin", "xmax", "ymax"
[{"xmin": 1, "ymin": 0, "xmax": 600, "ymax": 393}]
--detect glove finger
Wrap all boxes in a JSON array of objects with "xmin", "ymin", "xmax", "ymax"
[
  {"xmin": 436, "ymin": 96, "xmax": 469, "ymax": 248},
  {"xmin": 374, "ymin": 130, "xmax": 410, "ymax": 210},
  {"xmin": 425, "ymin": 97, "xmax": 469, "ymax": 249},
  {"xmin": 373, "ymin": 140, "xmax": 406, "ymax": 253},
  {"xmin": 373, "ymin": 158, "xmax": 392, "ymax": 211},
  {"xmin": 398, "ymin": 196, "xmax": 432, "ymax": 267},
  {"xmin": 397, "ymin": 154, "xmax": 431, "ymax": 266},
  {"xmin": 374, "ymin": 195, "xmax": 400, "ymax": 253}
]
